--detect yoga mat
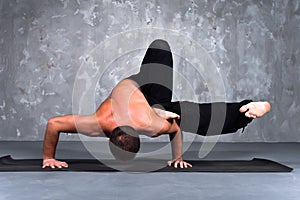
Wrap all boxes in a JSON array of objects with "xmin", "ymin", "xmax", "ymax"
[{"xmin": 0, "ymin": 155, "xmax": 293, "ymax": 172}]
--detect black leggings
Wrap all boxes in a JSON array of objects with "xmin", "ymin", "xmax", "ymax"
[{"xmin": 128, "ymin": 39, "xmax": 253, "ymax": 136}]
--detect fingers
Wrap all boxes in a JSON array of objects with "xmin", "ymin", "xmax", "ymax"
[
  {"xmin": 42, "ymin": 163, "xmax": 49, "ymax": 168},
  {"xmin": 42, "ymin": 159, "xmax": 69, "ymax": 169},
  {"xmin": 185, "ymin": 162, "xmax": 193, "ymax": 168},
  {"xmin": 167, "ymin": 160, "xmax": 192, "ymax": 168},
  {"xmin": 174, "ymin": 160, "xmax": 179, "ymax": 168},
  {"xmin": 174, "ymin": 160, "xmax": 191, "ymax": 168},
  {"xmin": 60, "ymin": 161, "xmax": 68, "ymax": 168}
]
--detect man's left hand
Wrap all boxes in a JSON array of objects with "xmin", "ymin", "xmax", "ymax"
[{"xmin": 167, "ymin": 158, "xmax": 192, "ymax": 168}]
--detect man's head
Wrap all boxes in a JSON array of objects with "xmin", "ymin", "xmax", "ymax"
[{"xmin": 109, "ymin": 126, "xmax": 140, "ymax": 161}]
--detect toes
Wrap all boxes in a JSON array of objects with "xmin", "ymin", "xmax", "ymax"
[
  {"xmin": 245, "ymin": 112, "xmax": 251, "ymax": 118},
  {"xmin": 239, "ymin": 105, "xmax": 248, "ymax": 113},
  {"xmin": 240, "ymin": 103, "xmax": 254, "ymax": 112},
  {"xmin": 245, "ymin": 112, "xmax": 254, "ymax": 118},
  {"xmin": 245, "ymin": 112, "xmax": 257, "ymax": 119}
]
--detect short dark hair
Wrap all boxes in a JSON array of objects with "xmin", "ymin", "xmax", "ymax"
[{"xmin": 109, "ymin": 126, "xmax": 140, "ymax": 161}]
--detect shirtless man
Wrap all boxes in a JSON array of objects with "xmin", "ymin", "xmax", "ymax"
[{"xmin": 42, "ymin": 39, "xmax": 271, "ymax": 169}]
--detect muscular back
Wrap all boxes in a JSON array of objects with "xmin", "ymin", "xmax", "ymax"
[{"xmin": 95, "ymin": 79, "xmax": 154, "ymax": 135}]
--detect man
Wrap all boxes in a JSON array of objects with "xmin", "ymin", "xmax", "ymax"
[{"xmin": 42, "ymin": 39, "xmax": 271, "ymax": 169}]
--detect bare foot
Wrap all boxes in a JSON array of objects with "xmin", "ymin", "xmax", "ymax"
[{"xmin": 239, "ymin": 101, "xmax": 271, "ymax": 118}]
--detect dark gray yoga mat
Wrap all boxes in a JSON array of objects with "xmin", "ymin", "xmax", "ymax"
[{"xmin": 0, "ymin": 155, "xmax": 293, "ymax": 172}]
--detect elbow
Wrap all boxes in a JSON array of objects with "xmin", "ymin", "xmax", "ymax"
[
  {"xmin": 152, "ymin": 121, "xmax": 172, "ymax": 137},
  {"xmin": 135, "ymin": 116, "xmax": 152, "ymax": 129},
  {"xmin": 47, "ymin": 118, "xmax": 55, "ymax": 126},
  {"xmin": 46, "ymin": 117, "xmax": 59, "ymax": 132},
  {"xmin": 134, "ymin": 117, "xmax": 170, "ymax": 137}
]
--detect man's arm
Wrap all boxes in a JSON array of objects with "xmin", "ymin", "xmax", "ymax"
[
  {"xmin": 150, "ymin": 108, "xmax": 192, "ymax": 168},
  {"xmin": 167, "ymin": 119, "xmax": 192, "ymax": 168},
  {"xmin": 42, "ymin": 114, "xmax": 101, "ymax": 168},
  {"xmin": 43, "ymin": 116, "xmax": 72, "ymax": 168}
]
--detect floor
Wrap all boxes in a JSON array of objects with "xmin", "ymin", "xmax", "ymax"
[{"xmin": 0, "ymin": 142, "xmax": 300, "ymax": 200}]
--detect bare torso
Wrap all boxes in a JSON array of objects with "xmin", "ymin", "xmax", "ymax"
[{"xmin": 95, "ymin": 79, "xmax": 153, "ymax": 137}]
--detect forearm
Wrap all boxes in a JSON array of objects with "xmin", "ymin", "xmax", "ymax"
[
  {"xmin": 42, "ymin": 115, "xmax": 84, "ymax": 168},
  {"xmin": 157, "ymin": 119, "xmax": 192, "ymax": 168},
  {"xmin": 43, "ymin": 125, "xmax": 60, "ymax": 160},
  {"xmin": 168, "ymin": 121, "xmax": 183, "ymax": 160}
]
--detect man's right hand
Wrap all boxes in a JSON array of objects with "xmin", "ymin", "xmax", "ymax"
[{"xmin": 42, "ymin": 158, "xmax": 69, "ymax": 169}]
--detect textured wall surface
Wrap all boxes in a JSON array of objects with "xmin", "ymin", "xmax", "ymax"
[{"xmin": 0, "ymin": 0, "xmax": 299, "ymax": 141}]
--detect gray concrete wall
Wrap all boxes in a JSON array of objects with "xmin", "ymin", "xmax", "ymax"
[{"xmin": 0, "ymin": 0, "xmax": 299, "ymax": 142}]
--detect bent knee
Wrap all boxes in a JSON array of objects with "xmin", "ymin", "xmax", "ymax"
[{"xmin": 149, "ymin": 39, "xmax": 171, "ymax": 51}]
